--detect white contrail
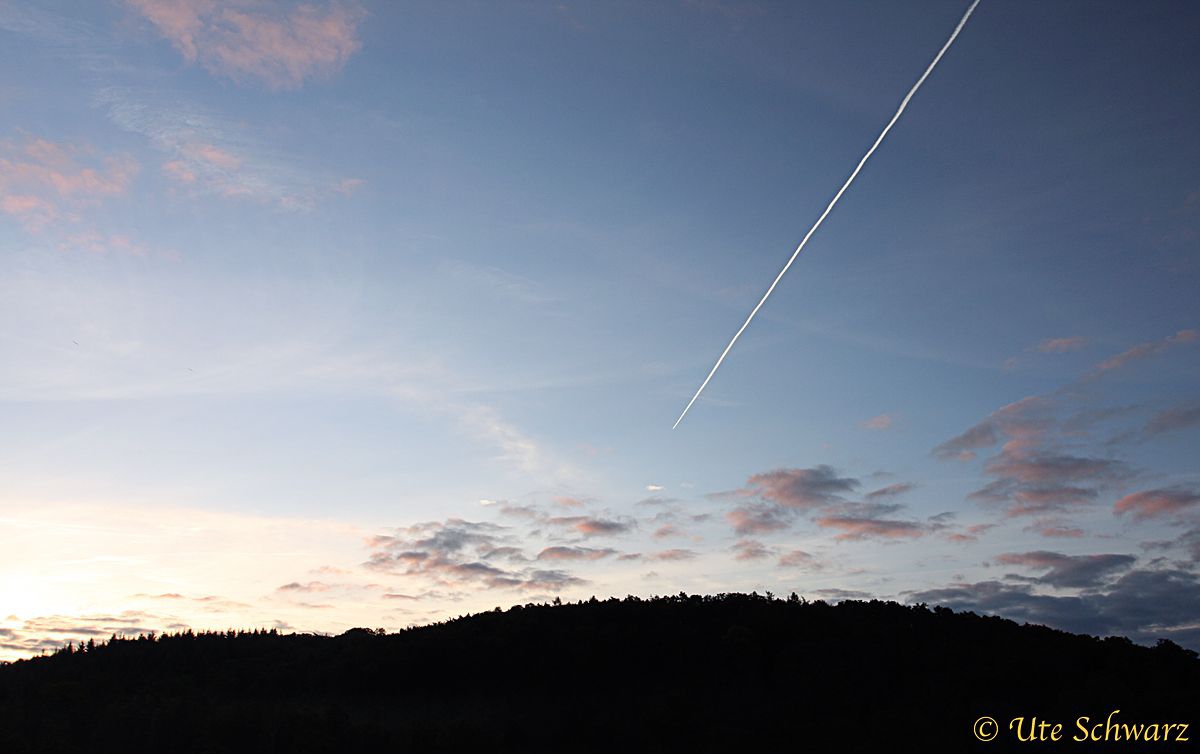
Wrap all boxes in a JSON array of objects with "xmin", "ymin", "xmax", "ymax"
[{"xmin": 673, "ymin": 0, "xmax": 981, "ymax": 429}]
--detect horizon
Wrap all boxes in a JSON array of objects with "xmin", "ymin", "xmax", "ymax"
[{"xmin": 2, "ymin": 0, "xmax": 1199, "ymax": 661}]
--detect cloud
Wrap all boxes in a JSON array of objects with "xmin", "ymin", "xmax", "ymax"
[
  {"xmin": 908, "ymin": 568, "xmax": 1200, "ymax": 649},
  {"xmin": 814, "ymin": 516, "xmax": 925, "ymax": 542},
  {"xmin": 985, "ymin": 454, "xmax": 1130, "ymax": 486},
  {"xmin": 943, "ymin": 522, "xmax": 997, "ymax": 543},
  {"xmin": 741, "ymin": 466, "xmax": 860, "ymax": 510},
  {"xmin": 993, "ymin": 551, "xmax": 1135, "ymax": 588},
  {"xmin": 726, "ymin": 504, "xmax": 795, "ymax": 536},
  {"xmin": 98, "ymin": 86, "xmax": 358, "ymax": 211},
  {"xmin": 777, "ymin": 550, "xmax": 820, "ymax": 569},
  {"xmin": 652, "ymin": 524, "xmax": 682, "ymax": 540},
  {"xmin": 127, "ymin": 0, "xmax": 365, "ymax": 90},
  {"xmin": 544, "ymin": 516, "xmax": 634, "ymax": 538},
  {"xmin": 1143, "ymin": 528, "xmax": 1200, "ymax": 564},
  {"xmin": 1038, "ymin": 336, "xmax": 1088, "ymax": 353},
  {"xmin": 860, "ymin": 414, "xmax": 893, "ymax": 431},
  {"xmin": 275, "ymin": 581, "xmax": 332, "ymax": 593},
  {"xmin": 0, "ymin": 137, "xmax": 137, "ymax": 233},
  {"xmin": 932, "ymin": 395, "xmax": 1046, "ymax": 462},
  {"xmin": 1114, "ymin": 487, "xmax": 1200, "ymax": 521},
  {"xmin": 1089, "ymin": 330, "xmax": 1198, "ymax": 378},
  {"xmin": 1023, "ymin": 519, "xmax": 1086, "ymax": 539},
  {"xmin": 636, "ymin": 496, "xmax": 677, "ymax": 507},
  {"xmin": 535, "ymin": 546, "xmax": 616, "ymax": 562},
  {"xmin": 1144, "ymin": 405, "xmax": 1200, "ymax": 437},
  {"xmin": 521, "ymin": 570, "xmax": 586, "ymax": 592},
  {"xmin": 864, "ymin": 482, "xmax": 916, "ymax": 501},
  {"xmin": 722, "ymin": 465, "xmax": 929, "ymax": 542},
  {"xmin": 365, "ymin": 519, "xmax": 585, "ymax": 592},
  {"xmin": 811, "ymin": 588, "xmax": 873, "ymax": 602},
  {"xmin": 731, "ymin": 539, "xmax": 770, "ymax": 561},
  {"xmin": 647, "ymin": 549, "xmax": 698, "ymax": 562},
  {"xmin": 936, "ymin": 391, "xmax": 1135, "ymax": 519}
]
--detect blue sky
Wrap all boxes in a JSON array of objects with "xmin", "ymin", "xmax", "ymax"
[{"xmin": 2, "ymin": 0, "xmax": 1198, "ymax": 658}]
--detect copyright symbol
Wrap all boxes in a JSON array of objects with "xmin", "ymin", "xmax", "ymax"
[{"xmin": 973, "ymin": 716, "xmax": 998, "ymax": 742}]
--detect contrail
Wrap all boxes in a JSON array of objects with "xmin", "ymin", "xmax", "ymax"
[{"xmin": 673, "ymin": 0, "xmax": 981, "ymax": 429}]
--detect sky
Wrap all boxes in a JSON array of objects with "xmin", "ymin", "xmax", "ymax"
[{"xmin": 1, "ymin": 0, "xmax": 1198, "ymax": 660}]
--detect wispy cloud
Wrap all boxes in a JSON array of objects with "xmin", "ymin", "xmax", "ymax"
[
  {"xmin": 1038, "ymin": 336, "xmax": 1088, "ymax": 353},
  {"xmin": 860, "ymin": 413, "xmax": 894, "ymax": 431},
  {"xmin": 864, "ymin": 482, "xmax": 916, "ymax": 501},
  {"xmin": 815, "ymin": 516, "xmax": 925, "ymax": 542},
  {"xmin": 993, "ymin": 551, "xmax": 1135, "ymax": 588},
  {"xmin": 127, "ymin": 0, "xmax": 365, "ymax": 90},
  {"xmin": 97, "ymin": 86, "xmax": 350, "ymax": 209},
  {"xmin": 1089, "ymin": 329, "xmax": 1198, "ymax": 378},
  {"xmin": 536, "ymin": 546, "xmax": 616, "ymax": 562},
  {"xmin": 1114, "ymin": 486, "xmax": 1200, "ymax": 522},
  {"xmin": 1144, "ymin": 405, "xmax": 1200, "ymax": 437},
  {"xmin": 777, "ymin": 549, "xmax": 821, "ymax": 569},
  {"xmin": 0, "ymin": 136, "xmax": 137, "ymax": 232}
]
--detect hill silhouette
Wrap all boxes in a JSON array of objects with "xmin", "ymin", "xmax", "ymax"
[{"xmin": 1, "ymin": 593, "xmax": 1196, "ymax": 753}]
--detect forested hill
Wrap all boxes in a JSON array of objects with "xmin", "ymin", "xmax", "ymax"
[{"xmin": 1, "ymin": 593, "xmax": 1196, "ymax": 753}]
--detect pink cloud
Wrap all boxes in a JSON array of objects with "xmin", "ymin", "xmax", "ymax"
[
  {"xmin": 933, "ymin": 395, "xmax": 1047, "ymax": 462},
  {"xmin": 0, "ymin": 194, "xmax": 57, "ymax": 231},
  {"xmin": 162, "ymin": 160, "xmax": 196, "ymax": 183},
  {"xmin": 726, "ymin": 504, "xmax": 794, "ymax": 536},
  {"xmin": 1038, "ymin": 336, "xmax": 1088, "ymax": 353},
  {"xmin": 545, "ymin": 516, "xmax": 633, "ymax": 537},
  {"xmin": 731, "ymin": 539, "xmax": 770, "ymax": 561},
  {"xmin": 944, "ymin": 522, "xmax": 997, "ymax": 543},
  {"xmin": 647, "ymin": 549, "xmax": 697, "ymax": 562},
  {"xmin": 864, "ymin": 413, "xmax": 892, "ymax": 429},
  {"xmin": 652, "ymin": 524, "xmax": 682, "ymax": 540},
  {"xmin": 336, "ymin": 177, "xmax": 365, "ymax": 195},
  {"xmin": 128, "ymin": 0, "xmax": 366, "ymax": 90},
  {"xmin": 1090, "ymin": 330, "xmax": 1198, "ymax": 377},
  {"xmin": 1, "ymin": 138, "xmax": 138, "ymax": 232},
  {"xmin": 1114, "ymin": 487, "xmax": 1200, "ymax": 521},
  {"xmin": 742, "ymin": 466, "xmax": 859, "ymax": 510},
  {"xmin": 815, "ymin": 516, "xmax": 924, "ymax": 542},
  {"xmin": 57, "ymin": 230, "xmax": 155, "ymax": 257},
  {"xmin": 860, "ymin": 413, "xmax": 893, "ymax": 431},
  {"xmin": 777, "ymin": 550, "xmax": 819, "ymax": 569},
  {"xmin": 184, "ymin": 142, "xmax": 241, "ymax": 170}
]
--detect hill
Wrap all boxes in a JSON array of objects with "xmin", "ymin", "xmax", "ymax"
[{"xmin": 0, "ymin": 593, "xmax": 1196, "ymax": 753}]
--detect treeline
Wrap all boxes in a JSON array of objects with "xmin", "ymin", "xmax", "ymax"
[{"xmin": 1, "ymin": 593, "xmax": 1196, "ymax": 753}]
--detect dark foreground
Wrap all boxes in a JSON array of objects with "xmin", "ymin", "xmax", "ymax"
[{"xmin": 1, "ymin": 593, "xmax": 1196, "ymax": 753}]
